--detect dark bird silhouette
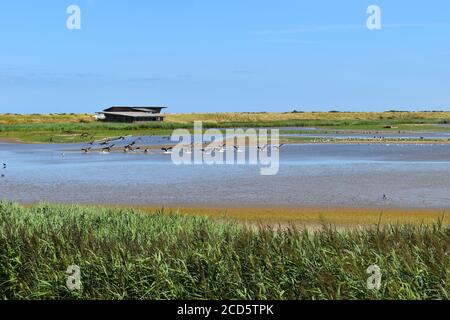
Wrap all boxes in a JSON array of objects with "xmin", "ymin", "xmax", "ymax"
[
  {"xmin": 233, "ymin": 145, "xmax": 244, "ymax": 153},
  {"xmin": 383, "ymin": 194, "xmax": 388, "ymax": 201},
  {"xmin": 124, "ymin": 141, "xmax": 137, "ymax": 150},
  {"xmin": 161, "ymin": 147, "xmax": 173, "ymax": 153},
  {"xmin": 109, "ymin": 136, "xmax": 126, "ymax": 142},
  {"xmin": 100, "ymin": 140, "xmax": 110, "ymax": 146},
  {"xmin": 257, "ymin": 145, "xmax": 268, "ymax": 151},
  {"xmin": 2, "ymin": 163, "xmax": 6, "ymax": 169},
  {"xmin": 81, "ymin": 147, "xmax": 92, "ymax": 153},
  {"xmin": 102, "ymin": 144, "xmax": 114, "ymax": 153},
  {"xmin": 123, "ymin": 141, "xmax": 136, "ymax": 151}
]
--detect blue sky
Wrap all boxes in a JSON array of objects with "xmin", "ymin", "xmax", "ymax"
[{"xmin": 1, "ymin": 0, "xmax": 449, "ymax": 114}]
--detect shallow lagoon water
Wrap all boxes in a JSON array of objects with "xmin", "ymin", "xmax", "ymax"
[
  {"xmin": 284, "ymin": 132, "xmax": 450, "ymax": 140},
  {"xmin": 1, "ymin": 142, "xmax": 450, "ymax": 208}
]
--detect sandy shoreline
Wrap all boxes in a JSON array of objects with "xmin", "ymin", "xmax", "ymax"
[{"xmin": 0, "ymin": 137, "xmax": 27, "ymax": 144}]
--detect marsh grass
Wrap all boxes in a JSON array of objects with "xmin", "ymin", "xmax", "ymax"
[
  {"xmin": 1, "ymin": 112, "xmax": 450, "ymax": 143},
  {"xmin": 0, "ymin": 202, "xmax": 448, "ymax": 300}
]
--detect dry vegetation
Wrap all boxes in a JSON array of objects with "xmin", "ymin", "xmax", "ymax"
[
  {"xmin": 1, "ymin": 111, "xmax": 450, "ymax": 125},
  {"xmin": 136, "ymin": 206, "xmax": 450, "ymax": 227},
  {"xmin": 0, "ymin": 113, "xmax": 94, "ymax": 125},
  {"xmin": 165, "ymin": 111, "xmax": 450, "ymax": 123}
]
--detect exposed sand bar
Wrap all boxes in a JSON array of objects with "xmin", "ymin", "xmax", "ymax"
[{"xmin": 85, "ymin": 204, "xmax": 449, "ymax": 226}]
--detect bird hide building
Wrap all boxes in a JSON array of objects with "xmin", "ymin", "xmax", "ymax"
[{"xmin": 97, "ymin": 106, "xmax": 166, "ymax": 123}]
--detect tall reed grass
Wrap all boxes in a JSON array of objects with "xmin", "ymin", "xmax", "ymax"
[{"xmin": 0, "ymin": 201, "xmax": 448, "ymax": 300}]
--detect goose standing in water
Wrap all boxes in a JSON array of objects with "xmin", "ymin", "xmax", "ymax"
[{"xmin": 102, "ymin": 144, "xmax": 114, "ymax": 153}]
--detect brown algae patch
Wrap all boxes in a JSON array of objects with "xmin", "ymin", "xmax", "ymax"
[{"xmin": 122, "ymin": 206, "xmax": 449, "ymax": 227}]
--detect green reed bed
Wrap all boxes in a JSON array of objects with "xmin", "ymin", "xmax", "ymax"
[
  {"xmin": 1, "ymin": 116, "xmax": 449, "ymax": 143},
  {"xmin": 0, "ymin": 201, "xmax": 448, "ymax": 300}
]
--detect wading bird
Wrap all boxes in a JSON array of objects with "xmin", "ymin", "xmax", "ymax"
[
  {"xmin": 124, "ymin": 141, "xmax": 137, "ymax": 151},
  {"xmin": 102, "ymin": 145, "xmax": 114, "ymax": 153}
]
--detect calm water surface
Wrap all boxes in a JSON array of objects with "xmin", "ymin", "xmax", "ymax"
[{"xmin": 1, "ymin": 141, "xmax": 450, "ymax": 208}]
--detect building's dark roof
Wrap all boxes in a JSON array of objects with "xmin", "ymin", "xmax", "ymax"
[
  {"xmin": 101, "ymin": 112, "xmax": 164, "ymax": 118},
  {"xmin": 103, "ymin": 106, "xmax": 166, "ymax": 113}
]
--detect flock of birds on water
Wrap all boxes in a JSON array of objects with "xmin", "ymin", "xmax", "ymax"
[{"xmin": 79, "ymin": 136, "xmax": 286, "ymax": 155}]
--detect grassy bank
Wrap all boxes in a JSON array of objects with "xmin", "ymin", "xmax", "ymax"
[
  {"xmin": 1, "ymin": 112, "xmax": 450, "ymax": 143},
  {"xmin": 2, "ymin": 111, "xmax": 450, "ymax": 125},
  {"xmin": 0, "ymin": 201, "xmax": 448, "ymax": 300}
]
